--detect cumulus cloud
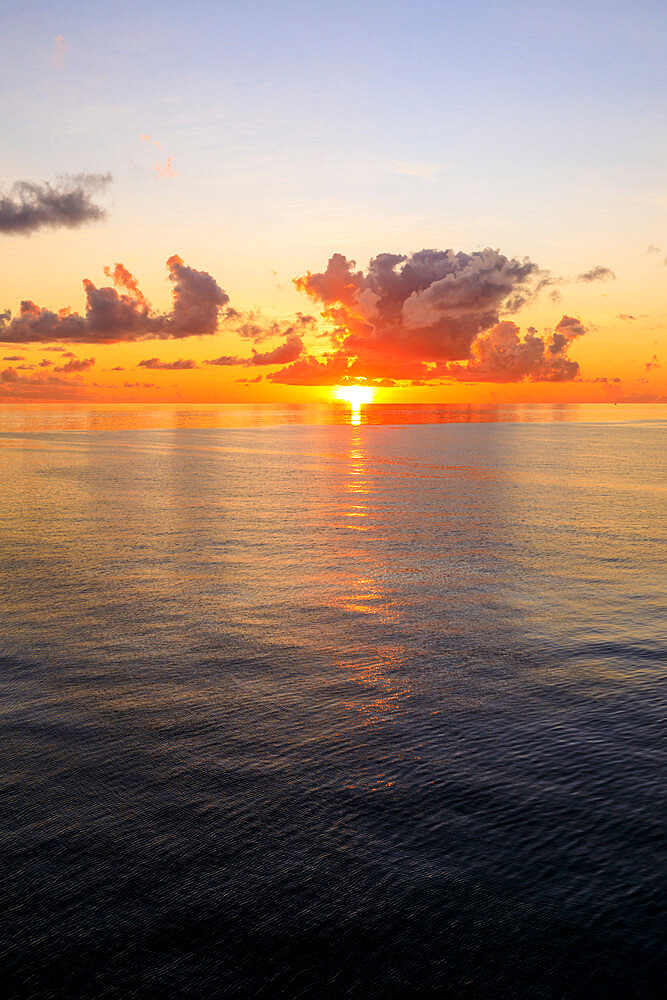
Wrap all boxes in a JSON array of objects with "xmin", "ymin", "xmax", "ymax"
[
  {"xmin": 268, "ymin": 247, "xmax": 584, "ymax": 385},
  {"xmin": 0, "ymin": 256, "xmax": 229, "ymax": 343},
  {"xmin": 576, "ymin": 265, "xmax": 616, "ymax": 283},
  {"xmin": 294, "ymin": 248, "xmax": 546, "ymax": 365},
  {"xmin": 445, "ymin": 316, "xmax": 586, "ymax": 383},
  {"xmin": 138, "ymin": 357, "xmax": 197, "ymax": 369},
  {"xmin": 0, "ymin": 173, "xmax": 111, "ymax": 235}
]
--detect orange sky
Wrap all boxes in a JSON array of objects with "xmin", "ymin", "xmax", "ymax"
[{"xmin": 1, "ymin": 5, "xmax": 665, "ymax": 405}]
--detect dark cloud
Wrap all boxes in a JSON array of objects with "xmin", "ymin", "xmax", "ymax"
[
  {"xmin": 645, "ymin": 354, "xmax": 661, "ymax": 371},
  {"xmin": 267, "ymin": 353, "xmax": 351, "ymax": 385},
  {"xmin": 205, "ymin": 333, "xmax": 305, "ymax": 368},
  {"xmin": 0, "ymin": 173, "xmax": 111, "ymax": 235},
  {"xmin": 576, "ymin": 265, "xmax": 616, "ymax": 283},
  {"xmin": 250, "ymin": 334, "xmax": 304, "ymax": 366},
  {"xmin": 268, "ymin": 248, "xmax": 584, "ymax": 385},
  {"xmin": 0, "ymin": 256, "xmax": 229, "ymax": 343},
  {"xmin": 445, "ymin": 316, "xmax": 586, "ymax": 383},
  {"xmin": 138, "ymin": 357, "xmax": 197, "ymax": 370},
  {"xmin": 204, "ymin": 354, "xmax": 242, "ymax": 366},
  {"xmin": 293, "ymin": 248, "xmax": 547, "ymax": 367},
  {"xmin": 2, "ymin": 354, "xmax": 23, "ymax": 361},
  {"xmin": 236, "ymin": 374, "xmax": 263, "ymax": 384},
  {"xmin": 231, "ymin": 311, "xmax": 315, "ymax": 344},
  {"xmin": 54, "ymin": 356, "xmax": 95, "ymax": 373}
]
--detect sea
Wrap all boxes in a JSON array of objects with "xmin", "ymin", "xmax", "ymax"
[{"xmin": 1, "ymin": 403, "xmax": 665, "ymax": 999}]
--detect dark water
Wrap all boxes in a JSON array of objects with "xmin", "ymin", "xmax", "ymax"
[{"xmin": 1, "ymin": 406, "xmax": 665, "ymax": 998}]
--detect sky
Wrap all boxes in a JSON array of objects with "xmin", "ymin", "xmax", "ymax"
[{"xmin": 0, "ymin": 0, "xmax": 665, "ymax": 404}]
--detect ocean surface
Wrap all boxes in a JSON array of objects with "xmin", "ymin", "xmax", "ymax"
[{"xmin": 1, "ymin": 403, "xmax": 665, "ymax": 999}]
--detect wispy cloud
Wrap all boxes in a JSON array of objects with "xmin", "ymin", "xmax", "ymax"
[
  {"xmin": 52, "ymin": 35, "xmax": 68, "ymax": 70},
  {"xmin": 393, "ymin": 161, "xmax": 440, "ymax": 179},
  {"xmin": 0, "ymin": 174, "xmax": 111, "ymax": 235},
  {"xmin": 576, "ymin": 265, "xmax": 616, "ymax": 283},
  {"xmin": 138, "ymin": 357, "xmax": 197, "ymax": 370}
]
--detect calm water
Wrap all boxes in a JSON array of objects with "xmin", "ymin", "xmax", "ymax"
[{"xmin": 1, "ymin": 405, "xmax": 665, "ymax": 998}]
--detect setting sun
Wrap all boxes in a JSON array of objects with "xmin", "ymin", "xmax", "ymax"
[{"xmin": 333, "ymin": 386, "xmax": 375, "ymax": 408}]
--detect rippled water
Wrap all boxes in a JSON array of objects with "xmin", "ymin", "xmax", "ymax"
[{"xmin": 1, "ymin": 405, "xmax": 665, "ymax": 998}]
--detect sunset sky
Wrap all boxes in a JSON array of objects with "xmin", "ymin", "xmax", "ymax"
[{"xmin": 1, "ymin": 0, "xmax": 665, "ymax": 403}]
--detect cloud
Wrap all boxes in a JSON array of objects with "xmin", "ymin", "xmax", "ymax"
[
  {"xmin": 138, "ymin": 357, "xmax": 197, "ymax": 369},
  {"xmin": 646, "ymin": 245, "xmax": 661, "ymax": 255},
  {"xmin": 154, "ymin": 155, "xmax": 177, "ymax": 178},
  {"xmin": 267, "ymin": 353, "xmax": 351, "ymax": 385},
  {"xmin": 268, "ymin": 247, "xmax": 583, "ymax": 385},
  {"xmin": 54, "ymin": 356, "xmax": 95, "ymax": 373},
  {"xmin": 0, "ymin": 366, "xmax": 87, "ymax": 399},
  {"xmin": 0, "ymin": 256, "xmax": 229, "ymax": 343},
  {"xmin": 249, "ymin": 334, "xmax": 304, "ymax": 365},
  {"xmin": 231, "ymin": 311, "xmax": 315, "ymax": 344},
  {"xmin": 205, "ymin": 333, "xmax": 305, "ymax": 368},
  {"xmin": 646, "ymin": 354, "xmax": 661, "ymax": 371},
  {"xmin": 204, "ymin": 354, "xmax": 241, "ymax": 366},
  {"xmin": 576, "ymin": 265, "xmax": 616, "ymax": 283},
  {"xmin": 0, "ymin": 173, "xmax": 111, "ymax": 235},
  {"xmin": 445, "ymin": 316, "xmax": 586, "ymax": 383},
  {"xmin": 124, "ymin": 381, "xmax": 155, "ymax": 388},
  {"xmin": 53, "ymin": 35, "xmax": 68, "ymax": 70},
  {"xmin": 2, "ymin": 354, "xmax": 23, "ymax": 361},
  {"xmin": 294, "ymin": 248, "xmax": 547, "ymax": 365}
]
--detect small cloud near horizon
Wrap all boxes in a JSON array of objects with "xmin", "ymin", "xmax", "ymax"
[{"xmin": 576, "ymin": 265, "xmax": 616, "ymax": 283}]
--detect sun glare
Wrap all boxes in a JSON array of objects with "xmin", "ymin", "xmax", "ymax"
[{"xmin": 334, "ymin": 386, "xmax": 375, "ymax": 408}]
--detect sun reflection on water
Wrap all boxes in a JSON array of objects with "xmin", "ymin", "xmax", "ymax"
[{"xmin": 333, "ymin": 385, "xmax": 374, "ymax": 424}]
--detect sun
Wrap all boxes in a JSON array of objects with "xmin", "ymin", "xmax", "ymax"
[{"xmin": 333, "ymin": 385, "xmax": 375, "ymax": 407}]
